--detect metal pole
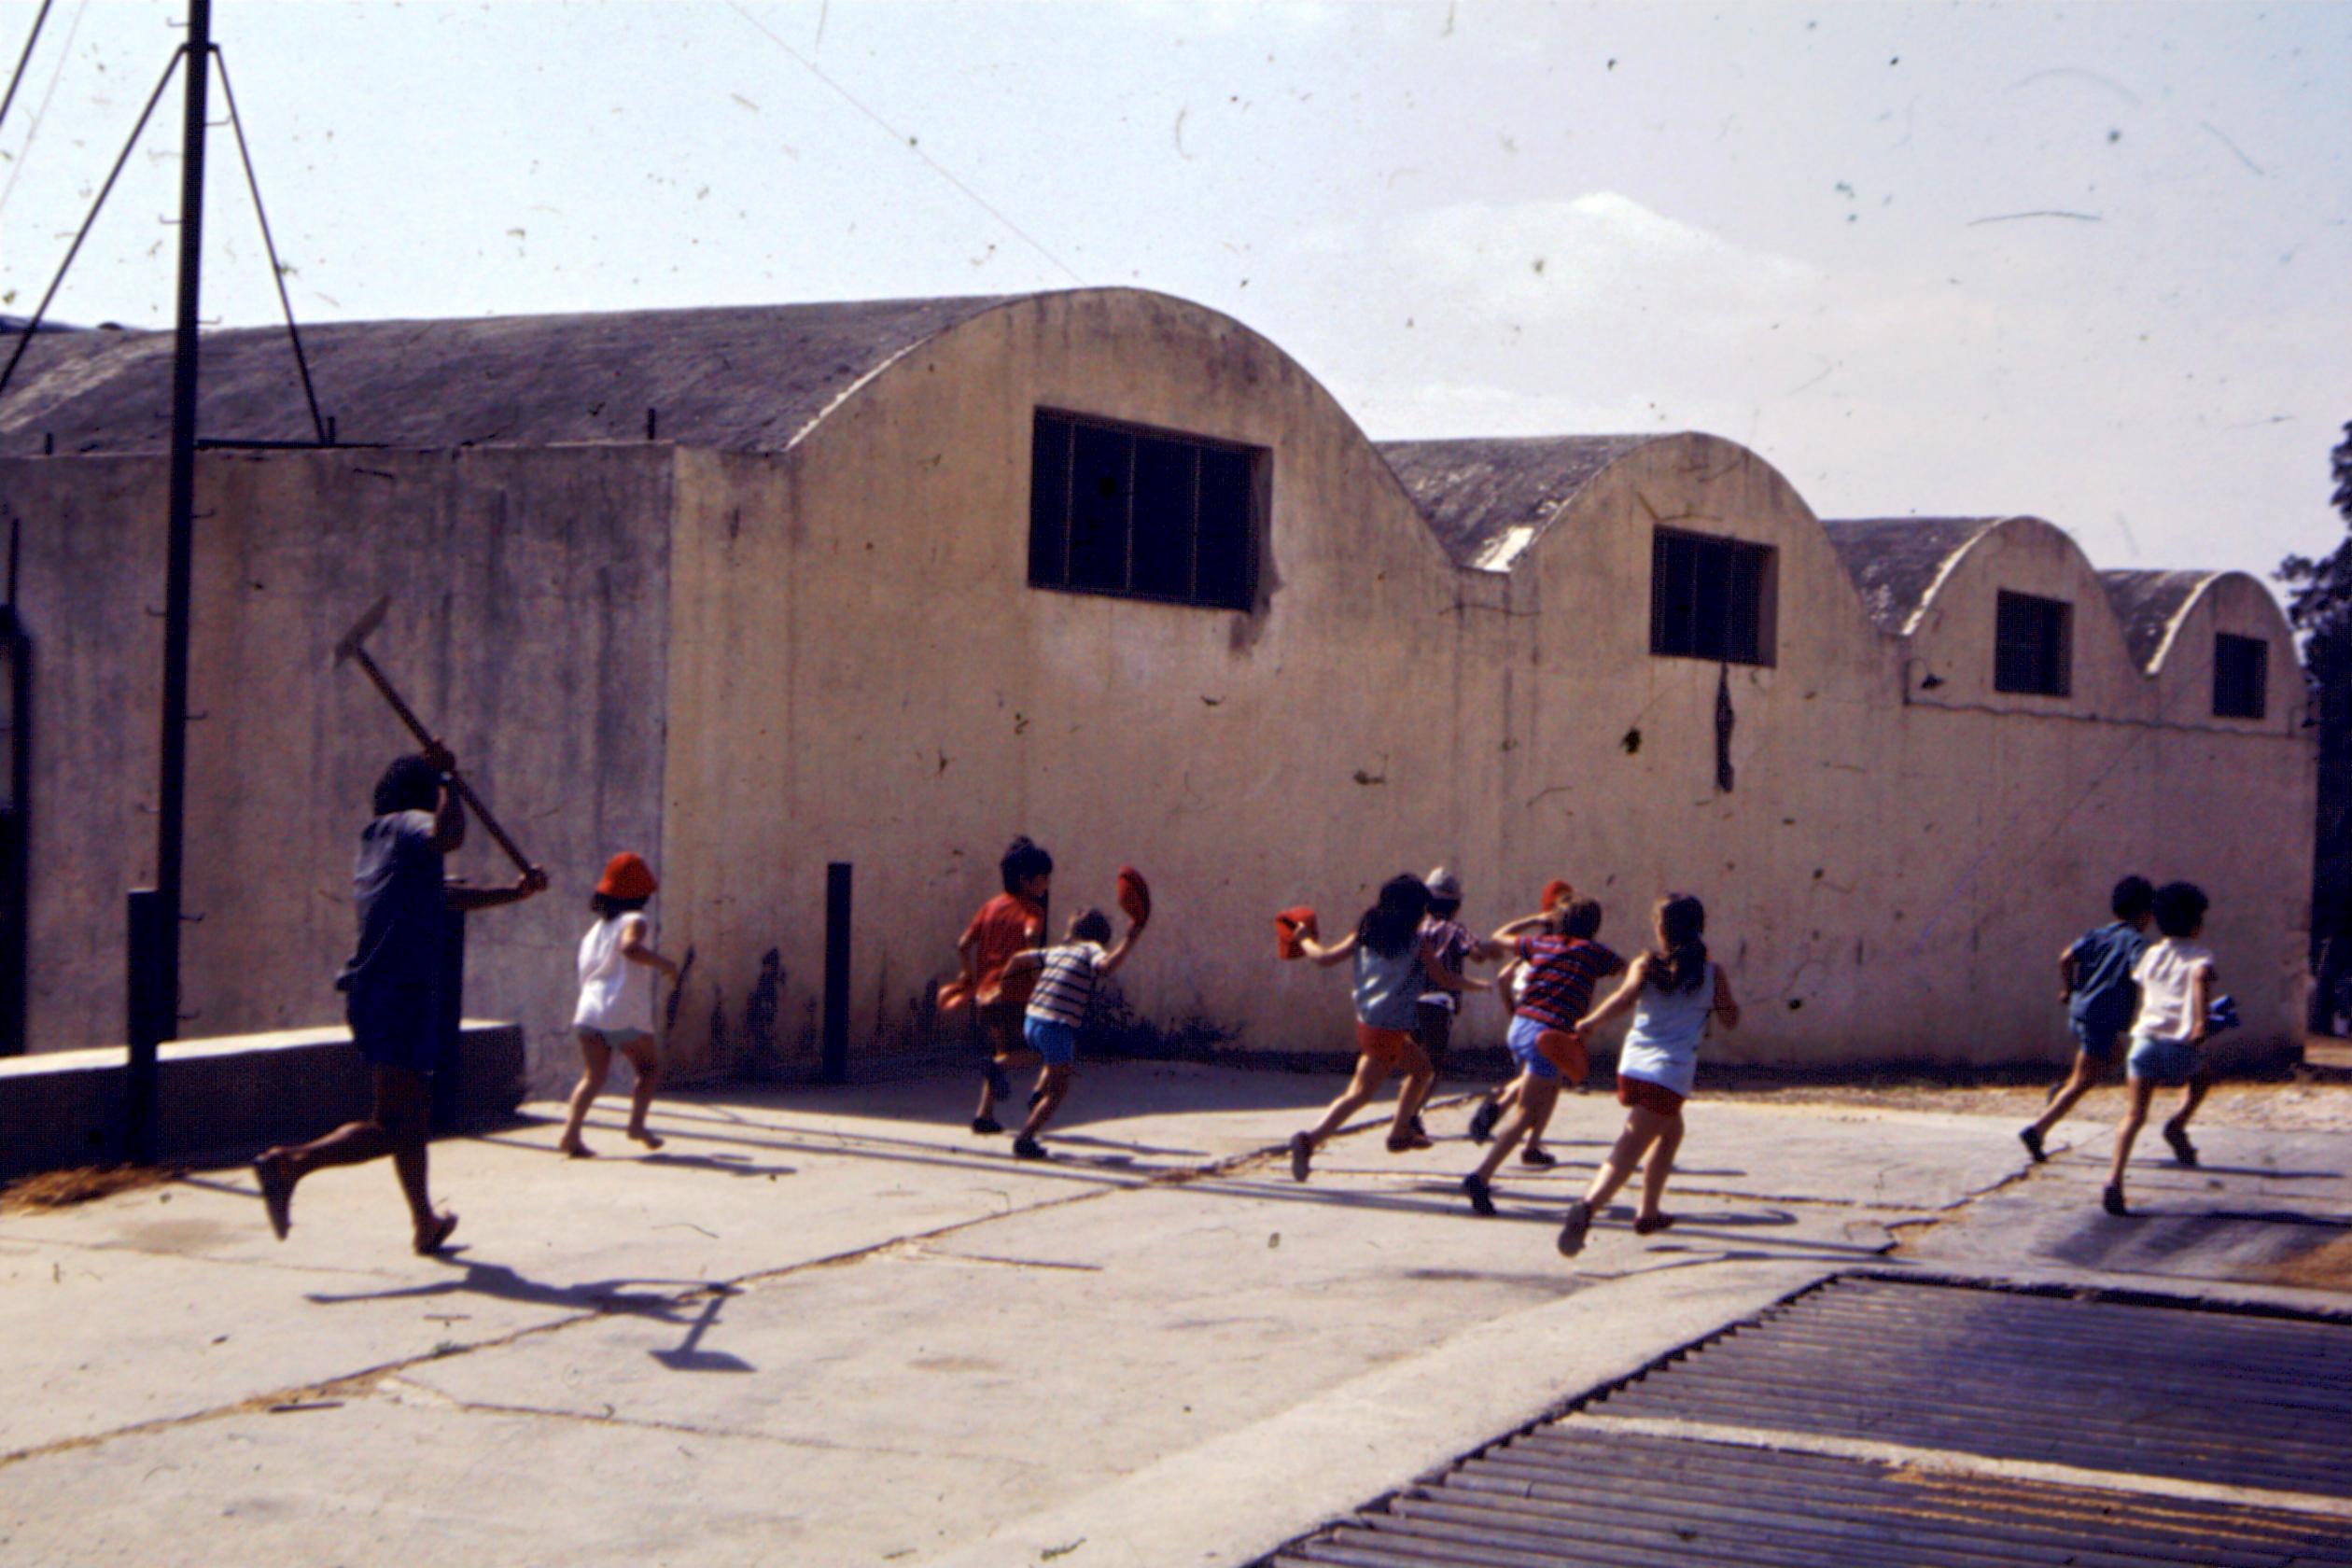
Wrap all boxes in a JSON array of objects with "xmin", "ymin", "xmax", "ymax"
[
  {"xmin": 152, "ymin": 0, "xmax": 211, "ymax": 1046},
  {"xmin": 821, "ymin": 863, "xmax": 851, "ymax": 1084},
  {"xmin": 123, "ymin": 889, "xmax": 169, "ymax": 1161}
]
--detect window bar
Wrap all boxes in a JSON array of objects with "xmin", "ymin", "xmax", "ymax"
[
  {"xmin": 1060, "ymin": 418, "xmax": 1077, "ymax": 587},
  {"xmin": 1123, "ymin": 434, "xmax": 1140, "ymax": 594},
  {"xmin": 1188, "ymin": 447, "xmax": 1203, "ymax": 602}
]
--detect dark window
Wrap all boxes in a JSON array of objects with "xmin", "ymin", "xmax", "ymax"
[
  {"xmin": 2214, "ymin": 633, "xmax": 2267, "ymax": 720},
  {"xmin": 1650, "ymin": 527, "xmax": 1775, "ymax": 665},
  {"xmin": 1028, "ymin": 410, "xmax": 1261, "ymax": 610},
  {"xmin": 1994, "ymin": 591, "xmax": 2071, "ymax": 696}
]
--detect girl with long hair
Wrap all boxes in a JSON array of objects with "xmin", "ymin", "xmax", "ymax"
[
  {"xmin": 1288, "ymin": 874, "xmax": 1443, "ymax": 1181},
  {"xmin": 1554, "ymin": 892, "xmax": 1739, "ymax": 1254}
]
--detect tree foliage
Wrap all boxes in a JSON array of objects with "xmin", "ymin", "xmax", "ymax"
[{"xmin": 2276, "ymin": 419, "xmax": 2352, "ymax": 648}]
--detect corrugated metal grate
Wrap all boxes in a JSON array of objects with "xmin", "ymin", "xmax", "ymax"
[
  {"xmin": 1268, "ymin": 1277, "xmax": 2352, "ymax": 1568},
  {"xmin": 1597, "ymin": 1276, "xmax": 2348, "ymax": 1496}
]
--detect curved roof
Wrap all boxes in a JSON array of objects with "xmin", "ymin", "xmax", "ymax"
[
  {"xmin": 1820, "ymin": 517, "xmax": 2005, "ymax": 634},
  {"xmin": 0, "ymin": 297, "xmax": 1015, "ymax": 456},
  {"xmin": 1378, "ymin": 435, "xmax": 1669, "ymax": 571},
  {"xmin": 2100, "ymin": 569, "xmax": 2217, "ymax": 672}
]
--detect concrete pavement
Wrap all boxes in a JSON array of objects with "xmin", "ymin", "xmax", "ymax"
[{"xmin": 2, "ymin": 1061, "xmax": 2345, "ymax": 1566}]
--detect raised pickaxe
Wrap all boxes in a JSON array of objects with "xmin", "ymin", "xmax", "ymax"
[{"xmin": 333, "ymin": 595, "xmax": 539, "ymax": 876}]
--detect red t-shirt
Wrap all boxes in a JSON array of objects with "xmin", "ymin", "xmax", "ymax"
[{"xmin": 962, "ymin": 892, "xmax": 1045, "ymax": 1006}]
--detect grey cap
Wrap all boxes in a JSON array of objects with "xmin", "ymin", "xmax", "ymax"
[{"xmin": 1424, "ymin": 865, "xmax": 1463, "ymax": 902}]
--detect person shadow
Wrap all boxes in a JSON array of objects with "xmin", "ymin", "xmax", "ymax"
[
  {"xmin": 649, "ymin": 1287, "xmax": 754, "ymax": 1373},
  {"xmin": 304, "ymin": 1257, "xmax": 701, "ymax": 1319}
]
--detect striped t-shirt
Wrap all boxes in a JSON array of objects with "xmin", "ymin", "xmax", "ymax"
[
  {"xmin": 1024, "ymin": 941, "xmax": 1112, "ymax": 1029},
  {"xmin": 1513, "ymin": 935, "xmax": 1625, "ymax": 1031}
]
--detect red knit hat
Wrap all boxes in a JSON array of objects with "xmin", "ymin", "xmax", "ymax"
[{"xmin": 596, "ymin": 851, "xmax": 657, "ymax": 901}]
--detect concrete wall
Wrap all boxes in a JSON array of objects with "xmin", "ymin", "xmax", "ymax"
[
  {"xmin": 4, "ymin": 287, "xmax": 2311, "ymax": 1081},
  {"xmin": 658, "ymin": 291, "xmax": 1501, "ymax": 1077},
  {"xmin": 1, "ymin": 446, "xmax": 672, "ymax": 1088}
]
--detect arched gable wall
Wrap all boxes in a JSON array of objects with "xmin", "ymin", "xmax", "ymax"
[{"xmin": 660, "ymin": 288, "xmax": 1502, "ymax": 1067}]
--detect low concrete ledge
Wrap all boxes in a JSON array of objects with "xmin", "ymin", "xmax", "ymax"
[{"xmin": 0, "ymin": 1020, "xmax": 525, "ymax": 1181}]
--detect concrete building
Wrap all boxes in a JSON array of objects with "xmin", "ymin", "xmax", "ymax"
[{"xmin": 0, "ymin": 289, "xmax": 2309, "ymax": 1087}]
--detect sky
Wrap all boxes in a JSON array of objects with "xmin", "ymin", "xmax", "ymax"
[{"xmin": 2, "ymin": 0, "xmax": 2346, "ymax": 586}]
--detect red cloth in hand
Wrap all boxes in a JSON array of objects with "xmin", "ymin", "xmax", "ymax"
[
  {"xmin": 1116, "ymin": 865, "xmax": 1152, "ymax": 928},
  {"xmin": 1275, "ymin": 906, "xmax": 1320, "ymax": 960}
]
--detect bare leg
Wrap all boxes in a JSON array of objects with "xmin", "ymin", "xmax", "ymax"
[
  {"xmin": 621, "ymin": 1038, "xmax": 665, "ymax": 1149},
  {"xmin": 1389, "ymin": 1041, "xmax": 1435, "ymax": 1146},
  {"xmin": 559, "ymin": 1029, "xmax": 613, "ymax": 1156},
  {"xmin": 1583, "ymin": 1106, "xmax": 1670, "ymax": 1214},
  {"xmin": 2106, "ymin": 1077, "xmax": 2156, "ymax": 1208},
  {"xmin": 2025, "ymin": 1052, "xmax": 2104, "ymax": 1141},
  {"xmin": 1522, "ymin": 1084, "xmax": 1561, "ymax": 1158},
  {"xmin": 1019, "ymin": 1063, "xmax": 1074, "ymax": 1141},
  {"xmin": 1303, "ymin": 1054, "xmax": 1393, "ymax": 1146},
  {"xmin": 1633, "ymin": 1111, "xmax": 1684, "ymax": 1230},
  {"xmin": 2167, "ymin": 1074, "xmax": 2213, "ymax": 1133},
  {"xmin": 1475, "ymin": 1079, "xmax": 1560, "ymax": 1183}
]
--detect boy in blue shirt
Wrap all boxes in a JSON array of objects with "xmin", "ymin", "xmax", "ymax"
[{"xmin": 2019, "ymin": 875, "xmax": 2152, "ymax": 1162}]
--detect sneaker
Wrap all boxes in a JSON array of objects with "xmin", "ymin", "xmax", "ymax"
[
  {"xmin": 2101, "ymin": 1184, "xmax": 2128, "ymax": 1217},
  {"xmin": 1467, "ymin": 1099, "xmax": 1501, "ymax": 1144},
  {"xmin": 1632, "ymin": 1211, "xmax": 1677, "ymax": 1236},
  {"xmin": 1557, "ymin": 1198, "xmax": 1592, "ymax": 1257},
  {"xmin": 1462, "ymin": 1173, "xmax": 1496, "ymax": 1217},
  {"xmin": 1410, "ymin": 1113, "xmax": 1430, "ymax": 1141},
  {"xmin": 1289, "ymin": 1132, "xmax": 1313, "ymax": 1183},
  {"xmin": 1519, "ymin": 1145, "xmax": 1558, "ymax": 1169},
  {"xmin": 2163, "ymin": 1123, "xmax": 2199, "ymax": 1168},
  {"xmin": 2019, "ymin": 1126, "xmax": 2046, "ymax": 1164},
  {"xmin": 1387, "ymin": 1129, "xmax": 1435, "ymax": 1154},
  {"xmin": 971, "ymin": 1115, "xmax": 1004, "ymax": 1136},
  {"xmin": 1012, "ymin": 1135, "xmax": 1048, "ymax": 1161}
]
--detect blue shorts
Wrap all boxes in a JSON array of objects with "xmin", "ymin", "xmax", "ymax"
[
  {"xmin": 2070, "ymin": 1018, "xmax": 2123, "ymax": 1063},
  {"xmin": 1506, "ymin": 1015, "xmax": 1561, "ymax": 1083},
  {"xmin": 1023, "ymin": 1015, "xmax": 1079, "ymax": 1067},
  {"xmin": 2127, "ymin": 1034, "xmax": 2200, "ymax": 1087},
  {"xmin": 345, "ymin": 985, "xmax": 443, "ymax": 1075}
]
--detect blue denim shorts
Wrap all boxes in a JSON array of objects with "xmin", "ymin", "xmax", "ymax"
[
  {"xmin": 1506, "ymin": 1014, "xmax": 1561, "ymax": 1083},
  {"xmin": 2070, "ymin": 1018, "xmax": 2123, "ymax": 1063},
  {"xmin": 1023, "ymin": 1015, "xmax": 1079, "ymax": 1067},
  {"xmin": 2127, "ymin": 1034, "xmax": 2199, "ymax": 1087}
]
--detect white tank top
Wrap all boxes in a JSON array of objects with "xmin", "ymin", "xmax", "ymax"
[{"xmin": 574, "ymin": 914, "xmax": 653, "ymax": 1033}]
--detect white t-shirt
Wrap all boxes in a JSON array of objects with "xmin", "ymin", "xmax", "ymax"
[
  {"xmin": 575, "ymin": 913, "xmax": 654, "ymax": 1033},
  {"xmin": 2129, "ymin": 939, "xmax": 2215, "ymax": 1043}
]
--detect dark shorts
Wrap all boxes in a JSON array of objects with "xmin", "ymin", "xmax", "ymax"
[
  {"xmin": 973, "ymin": 1000, "xmax": 1026, "ymax": 1058},
  {"xmin": 1414, "ymin": 1001, "xmax": 1455, "ymax": 1061},
  {"xmin": 2071, "ymin": 1018, "xmax": 2124, "ymax": 1063},
  {"xmin": 1617, "ymin": 1075, "xmax": 1686, "ymax": 1116},
  {"xmin": 345, "ymin": 985, "xmax": 443, "ymax": 1076}
]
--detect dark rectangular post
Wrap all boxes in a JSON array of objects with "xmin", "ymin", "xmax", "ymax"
[
  {"xmin": 430, "ymin": 907, "xmax": 467, "ymax": 1134},
  {"xmin": 123, "ymin": 888, "xmax": 171, "ymax": 1162},
  {"xmin": 821, "ymin": 862, "xmax": 851, "ymax": 1084}
]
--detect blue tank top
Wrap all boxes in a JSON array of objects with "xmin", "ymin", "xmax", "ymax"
[
  {"xmin": 1352, "ymin": 941, "xmax": 1425, "ymax": 1032},
  {"xmin": 1616, "ymin": 961, "xmax": 1716, "ymax": 1099}
]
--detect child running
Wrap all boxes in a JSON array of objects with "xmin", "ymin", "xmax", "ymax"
[
  {"xmin": 958, "ymin": 836, "xmax": 1053, "ymax": 1135},
  {"xmin": 2019, "ymin": 875, "xmax": 2152, "ymax": 1162},
  {"xmin": 1467, "ymin": 879, "xmax": 1576, "ymax": 1148},
  {"xmin": 996, "ymin": 907, "xmax": 1144, "ymax": 1159},
  {"xmin": 1461, "ymin": 897, "xmax": 1624, "ymax": 1215},
  {"xmin": 1411, "ymin": 866, "xmax": 1490, "ymax": 1140},
  {"xmin": 1289, "ymin": 875, "xmax": 1442, "ymax": 1181},
  {"xmin": 1556, "ymin": 892, "xmax": 1739, "ymax": 1255},
  {"xmin": 2103, "ymin": 881, "xmax": 2219, "ymax": 1215},
  {"xmin": 558, "ymin": 852, "xmax": 681, "ymax": 1158}
]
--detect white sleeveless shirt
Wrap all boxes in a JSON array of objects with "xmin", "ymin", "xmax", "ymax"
[{"xmin": 574, "ymin": 913, "xmax": 654, "ymax": 1033}]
